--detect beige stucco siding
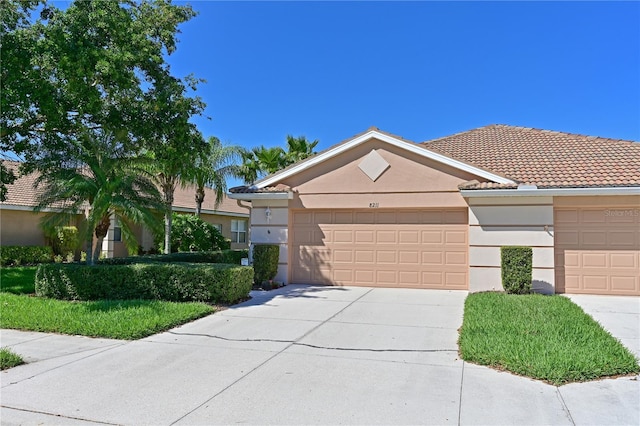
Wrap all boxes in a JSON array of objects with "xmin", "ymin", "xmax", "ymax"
[
  {"xmin": 250, "ymin": 200, "xmax": 289, "ymax": 283},
  {"xmin": 466, "ymin": 197, "xmax": 555, "ymax": 294},
  {"xmin": 0, "ymin": 209, "xmax": 49, "ymax": 246}
]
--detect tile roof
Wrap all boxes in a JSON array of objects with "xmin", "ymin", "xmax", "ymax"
[
  {"xmin": 229, "ymin": 184, "xmax": 291, "ymax": 194},
  {"xmin": 423, "ymin": 125, "xmax": 640, "ymax": 189},
  {"xmin": 1, "ymin": 160, "xmax": 249, "ymax": 215}
]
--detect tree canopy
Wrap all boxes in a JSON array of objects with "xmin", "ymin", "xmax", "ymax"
[
  {"xmin": 239, "ymin": 135, "xmax": 319, "ymax": 184},
  {"xmin": 1, "ymin": 0, "xmax": 204, "ymax": 190}
]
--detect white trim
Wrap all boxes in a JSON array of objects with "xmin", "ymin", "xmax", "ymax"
[
  {"xmin": 254, "ymin": 130, "xmax": 515, "ymax": 188},
  {"xmin": 461, "ymin": 186, "xmax": 640, "ymax": 197},
  {"xmin": 171, "ymin": 206, "xmax": 249, "ymax": 218},
  {"xmin": 228, "ymin": 192, "xmax": 293, "ymax": 201}
]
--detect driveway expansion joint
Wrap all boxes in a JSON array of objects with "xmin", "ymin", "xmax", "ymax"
[{"xmin": 1, "ymin": 406, "xmax": 120, "ymax": 425}]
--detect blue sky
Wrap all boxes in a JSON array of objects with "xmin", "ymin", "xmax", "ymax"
[{"xmin": 164, "ymin": 0, "xmax": 639, "ymax": 155}]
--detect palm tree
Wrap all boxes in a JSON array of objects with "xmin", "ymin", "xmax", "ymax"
[
  {"xmin": 34, "ymin": 131, "xmax": 163, "ymax": 264},
  {"xmin": 285, "ymin": 135, "xmax": 319, "ymax": 163},
  {"xmin": 182, "ymin": 136, "xmax": 243, "ymax": 217}
]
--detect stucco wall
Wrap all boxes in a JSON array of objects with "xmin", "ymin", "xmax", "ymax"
[
  {"xmin": 0, "ymin": 208, "xmax": 49, "ymax": 246},
  {"xmin": 467, "ymin": 196, "xmax": 555, "ymax": 293},
  {"xmin": 251, "ymin": 199, "xmax": 289, "ymax": 283}
]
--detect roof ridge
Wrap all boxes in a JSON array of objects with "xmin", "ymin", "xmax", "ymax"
[{"xmin": 422, "ymin": 124, "xmax": 639, "ymax": 145}]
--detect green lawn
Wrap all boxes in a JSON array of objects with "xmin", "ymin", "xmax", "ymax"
[
  {"xmin": 0, "ymin": 347, "xmax": 24, "ymax": 370},
  {"xmin": 0, "ymin": 266, "xmax": 215, "ymax": 340},
  {"xmin": 459, "ymin": 292, "xmax": 640, "ymax": 385},
  {"xmin": 1, "ymin": 266, "xmax": 37, "ymax": 294}
]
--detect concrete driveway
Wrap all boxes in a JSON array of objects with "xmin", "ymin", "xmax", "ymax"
[{"xmin": 1, "ymin": 285, "xmax": 638, "ymax": 425}]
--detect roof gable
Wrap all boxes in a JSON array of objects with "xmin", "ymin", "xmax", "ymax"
[{"xmin": 254, "ymin": 128, "xmax": 514, "ymax": 189}]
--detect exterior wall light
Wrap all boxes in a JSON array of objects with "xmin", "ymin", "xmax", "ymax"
[{"xmin": 265, "ymin": 206, "xmax": 272, "ymax": 222}]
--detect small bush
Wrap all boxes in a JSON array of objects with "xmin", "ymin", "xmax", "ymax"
[
  {"xmin": 47, "ymin": 226, "xmax": 79, "ymax": 260},
  {"xmin": 253, "ymin": 244, "xmax": 280, "ymax": 284},
  {"xmin": 35, "ymin": 262, "xmax": 253, "ymax": 304},
  {"xmin": 0, "ymin": 246, "xmax": 54, "ymax": 266},
  {"xmin": 170, "ymin": 213, "xmax": 230, "ymax": 252},
  {"xmin": 501, "ymin": 246, "xmax": 533, "ymax": 294}
]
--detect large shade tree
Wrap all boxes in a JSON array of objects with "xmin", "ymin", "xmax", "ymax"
[
  {"xmin": 34, "ymin": 131, "xmax": 163, "ymax": 264},
  {"xmin": 1, "ymin": 0, "xmax": 203, "ymax": 193},
  {"xmin": 182, "ymin": 136, "xmax": 243, "ymax": 217}
]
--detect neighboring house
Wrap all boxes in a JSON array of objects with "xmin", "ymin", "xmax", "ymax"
[
  {"xmin": 0, "ymin": 161, "xmax": 249, "ymax": 256},
  {"xmin": 230, "ymin": 125, "xmax": 640, "ymax": 296}
]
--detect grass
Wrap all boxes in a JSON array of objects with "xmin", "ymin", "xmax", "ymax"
[
  {"xmin": 1, "ymin": 265, "xmax": 215, "ymax": 340},
  {"xmin": 1, "ymin": 266, "xmax": 37, "ymax": 294},
  {"xmin": 0, "ymin": 347, "xmax": 25, "ymax": 370},
  {"xmin": 459, "ymin": 292, "xmax": 640, "ymax": 385}
]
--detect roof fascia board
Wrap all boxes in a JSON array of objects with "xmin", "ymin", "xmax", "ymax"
[
  {"xmin": 228, "ymin": 192, "xmax": 293, "ymax": 201},
  {"xmin": 0, "ymin": 204, "xmax": 76, "ymax": 213},
  {"xmin": 172, "ymin": 206, "xmax": 249, "ymax": 218},
  {"xmin": 255, "ymin": 130, "xmax": 514, "ymax": 188},
  {"xmin": 461, "ymin": 187, "xmax": 640, "ymax": 197}
]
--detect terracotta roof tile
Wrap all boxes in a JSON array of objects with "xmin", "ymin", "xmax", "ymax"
[{"xmin": 423, "ymin": 125, "xmax": 640, "ymax": 189}]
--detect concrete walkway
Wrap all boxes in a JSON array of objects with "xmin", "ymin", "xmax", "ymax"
[{"xmin": 1, "ymin": 285, "xmax": 638, "ymax": 425}]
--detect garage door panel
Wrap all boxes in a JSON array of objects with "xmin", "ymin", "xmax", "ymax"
[
  {"xmin": 399, "ymin": 251, "xmax": 420, "ymax": 264},
  {"xmin": 291, "ymin": 209, "xmax": 468, "ymax": 289},
  {"xmin": 611, "ymin": 277, "xmax": 639, "ymax": 292},
  {"xmin": 377, "ymin": 231, "xmax": 397, "ymax": 244},
  {"xmin": 445, "ymin": 230, "xmax": 467, "ymax": 244},
  {"xmin": 355, "ymin": 250, "xmax": 374, "ymax": 263},
  {"xmin": 555, "ymin": 205, "xmax": 640, "ymax": 296},
  {"xmin": 399, "ymin": 231, "xmax": 419, "ymax": 244},
  {"xmin": 610, "ymin": 252, "xmax": 638, "ymax": 268},
  {"xmin": 355, "ymin": 230, "xmax": 374, "ymax": 243}
]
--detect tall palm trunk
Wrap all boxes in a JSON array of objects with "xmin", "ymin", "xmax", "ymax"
[
  {"xmin": 195, "ymin": 187, "xmax": 205, "ymax": 217},
  {"xmin": 92, "ymin": 215, "xmax": 111, "ymax": 263}
]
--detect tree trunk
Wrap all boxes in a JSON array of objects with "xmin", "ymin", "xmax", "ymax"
[
  {"xmin": 92, "ymin": 215, "xmax": 111, "ymax": 263},
  {"xmin": 86, "ymin": 232, "xmax": 94, "ymax": 265},
  {"xmin": 161, "ymin": 179, "xmax": 175, "ymax": 255},
  {"xmin": 164, "ymin": 207, "xmax": 172, "ymax": 254},
  {"xmin": 195, "ymin": 187, "xmax": 205, "ymax": 218}
]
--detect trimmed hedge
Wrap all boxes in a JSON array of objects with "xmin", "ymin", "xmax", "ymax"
[
  {"xmin": 253, "ymin": 244, "xmax": 280, "ymax": 284},
  {"xmin": 35, "ymin": 262, "xmax": 253, "ymax": 304},
  {"xmin": 1, "ymin": 246, "xmax": 54, "ymax": 266},
  {"xmin": 501, "ymin": 246, "xmax": 533, "ymax": 294},
  {"xmin": 98, "ymin": 249, "xmax": 249, "ymax": 266}
]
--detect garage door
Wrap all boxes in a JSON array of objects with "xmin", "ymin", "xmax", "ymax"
[
  {"xmin": 555, "ymin": 207, "xmax": 640, "ymax": 295},
  {"xmin": 291, "ymin": 209, "xmax": 468, "ymax": 289}
]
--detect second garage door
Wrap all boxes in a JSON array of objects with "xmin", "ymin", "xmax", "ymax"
[
  {"xmin": 555, "ymin": 205, "xmax": 640, "ymax": 295},
  {"xmin": 291, "ymin": 209, "xmax": 468, "ymax": 289}
]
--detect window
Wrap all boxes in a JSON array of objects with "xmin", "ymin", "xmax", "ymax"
[
  {"xmin": 113, "ymin": 226, "xmax": 122, "ymax": 242},
  {"xmin": 212, "ymin": 224, "xmax": 222, "ymax": 233},
  {"xmin": 231, "ymin": 220, "xmax": 247, "ymax": 244}
]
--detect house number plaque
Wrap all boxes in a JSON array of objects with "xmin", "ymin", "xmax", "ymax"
[{"xmin": 369, "ymin": 202, "xmax": 379, "ymax": 208}]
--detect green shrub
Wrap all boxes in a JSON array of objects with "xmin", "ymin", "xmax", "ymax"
[
  {"xmin": 252, "ymin": 244, "xmax": 280, "ymax": 284},
  {"xmin": 47, "ymin": 226, "xmax": 79, "ymax": 260},
  {"xmin": 35, "ymin": 262, "xmax": 253, "ymax": 304},
  {"xmin": 170, "ymin": 213, "xmax": 230, "ymax": 252},
  {"xmin": 0, "ymin": 246, "xmax": 54, "ymax": 266},
  {"xmin": 501, "ymin": 246, "xmax": 533, "ymax": 294},
  {"xmin": 98, "ymin": 249, "xmax": 249, "ymax": 266}
]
